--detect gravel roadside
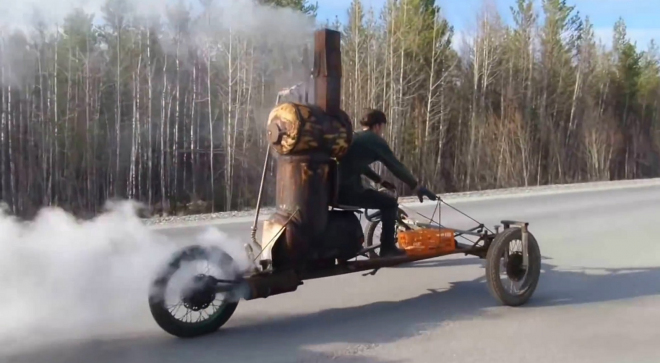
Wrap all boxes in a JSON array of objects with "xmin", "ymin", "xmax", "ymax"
[{"xmin": 143, "ymin": 177, "xmax": 660, "ymax": 228}]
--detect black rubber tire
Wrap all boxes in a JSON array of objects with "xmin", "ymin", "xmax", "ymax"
[
  {"xmin": 364, "ymin": 220, "xmax": 382, "ymax": 259},
  {"xmin": 364, "ymin": 210, "xmax": 412, "ymax": 259},
  {"xmin": 148, "ymin": 245, "xmax": 240, "ymax": 338},
  {"xmin": 485, "ymin": 227, "xmax": 541, "ymax": 307}
]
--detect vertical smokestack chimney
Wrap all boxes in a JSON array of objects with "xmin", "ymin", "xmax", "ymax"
[
  {"xmin": 313, "ymin": 29, "xmax": 342, "ymax": 116},
  {"xmin": 302, "ymin": 43, "xmax": 311, "ymax": 104}
]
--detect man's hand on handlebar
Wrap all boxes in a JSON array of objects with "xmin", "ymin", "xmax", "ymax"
[
  {"xmin": 376, "ymin": 180, "xmax": 436, "ymax": 202},
  {"xmin": 415, "ymin": 186, "xmax": 438, "ymax": 202}
]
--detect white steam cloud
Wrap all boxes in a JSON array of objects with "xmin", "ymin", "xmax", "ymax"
[
  {"xmin": 0, "ymin": 201, "xmax": 254, "ymax": 350},
  {"xmin": 0, "ymin": 0, "xmax": 316, "ymax": 42},
  {"xmin": 0, "ymin": 0, "xmax": 317, "ymax": 87},
  {"xmin": 0, "ymin": 0, "xmax": 314, "ymax": 350}
]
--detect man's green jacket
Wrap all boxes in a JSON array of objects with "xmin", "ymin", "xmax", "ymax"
[{"xmin": 337, "ymin": 129, "xmax": 418, "ymax": 194}]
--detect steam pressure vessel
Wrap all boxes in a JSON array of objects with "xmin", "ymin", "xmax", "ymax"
[{"xmin": 266, "ymin": 102, "xmax": 353, "ymax": 265}]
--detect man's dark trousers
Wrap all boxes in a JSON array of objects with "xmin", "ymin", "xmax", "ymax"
[{"xmin": 337, "ymin": 188, "xmax": 398, "ymax": 251}]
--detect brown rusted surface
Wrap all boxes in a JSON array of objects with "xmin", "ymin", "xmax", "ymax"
[
  {"xmin": 302, "ymin": 43, "xmax": 311, "ymax": 104},
  {"xmin": 261, "ymin": 212, "xmax": 297, "ymax": 268},
  {"xmin": 313, "ymin": 29, "xmax": 342, "ymax": 116},
  {"xmin": 273, "ymin": 154, "xmax": 333, "ymax": 264},
  {"xmin": 260, "ymin": 218, "xmax": 287, "ymax": 258}
]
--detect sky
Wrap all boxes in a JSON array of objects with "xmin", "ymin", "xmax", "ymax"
[{"xmin": 314, "ymin": 0, "xmax": 660, "ymax": 50}]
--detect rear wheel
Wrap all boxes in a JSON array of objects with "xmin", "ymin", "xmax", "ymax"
[
  {"xmin": 485, "ymin": 227, "xmax": 541, "ymax": 306},
  {"xmin": 148, "ymin": 245, "xmax": 240, "ymax": 338}
]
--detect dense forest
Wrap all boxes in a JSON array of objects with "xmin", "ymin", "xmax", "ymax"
[{"xmin": 0, "ymin": 0, "xmax": 659, "ymax": 218}]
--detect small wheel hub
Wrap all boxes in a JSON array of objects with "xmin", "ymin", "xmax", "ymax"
[
  {"xmin": 181, "ymin": 274, "xmax": 216, "ymax": 311},
  {"xmin": 506, "ymin": 253, "xmax": 526, "ymax": 282}
]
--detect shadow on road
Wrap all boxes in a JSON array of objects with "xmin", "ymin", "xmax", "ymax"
[
  {"xmin": 5, "ymin": 262, "xmax": 660, "ymax": 363},
  {"xmin": 392, "ymin": 253, "xmax": 553, "ymax": 269},
  {"xmin": 531, "ymin": 264, "xmax": 660, "ymax": 307}
]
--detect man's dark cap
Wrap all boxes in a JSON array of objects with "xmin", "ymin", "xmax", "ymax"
[{"xmin": 359, "ymin": 109, "xmax": 387, "ymax": 127}]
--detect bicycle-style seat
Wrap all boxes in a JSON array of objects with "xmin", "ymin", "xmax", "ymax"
[{"xmin": 329, "ymin": 204, "xmax": 364, "ymax": 213}]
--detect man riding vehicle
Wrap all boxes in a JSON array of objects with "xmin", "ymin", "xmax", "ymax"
[{"xmin": 337, "ymin": 109, "xmax": 437, "ymax": 257}]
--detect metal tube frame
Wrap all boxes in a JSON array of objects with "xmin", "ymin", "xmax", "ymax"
[{"xmin": 213, "ymin": 237, "xmax": 493, "ymax": 301}]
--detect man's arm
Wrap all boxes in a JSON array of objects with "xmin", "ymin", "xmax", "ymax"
[
  {"xmin": 370, "ymin": 135, "xmax": 418, "ymax": 190},
  {"xmin": 362, "ymin": 166, "xmax": 382, "ymax": 184}
]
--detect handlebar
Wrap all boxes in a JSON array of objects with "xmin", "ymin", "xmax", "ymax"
[{"xmin": 377, "ymin": 186, "xmax": 438, "ymax": 202}]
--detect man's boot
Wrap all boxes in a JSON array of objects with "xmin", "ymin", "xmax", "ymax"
[
  {"xmin": 380, "ymin": 243, "xmax": 406, "ymax": 257},
  {"xmin": 379, "ymin": 207, "xmax": 406, "ymax": 257}
]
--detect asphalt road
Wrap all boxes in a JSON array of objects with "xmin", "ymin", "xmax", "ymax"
[{"xmin": 5, "ymin": 184, "xmax": 660, "ymax": 363}]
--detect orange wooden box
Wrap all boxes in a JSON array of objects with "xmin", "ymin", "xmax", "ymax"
[{"xmin": 397, "ymin": 228, "xmax": 456, "ymax": 256}]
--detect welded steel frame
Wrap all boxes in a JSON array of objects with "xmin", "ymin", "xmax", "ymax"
[{"xmin": 230, "ymin": 218, "xmax": 535, "ymax": 301}]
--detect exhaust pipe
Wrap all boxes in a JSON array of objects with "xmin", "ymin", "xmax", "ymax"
[{"xmin": 223, "ymin": 270, "xmax": 303, "ymax": 301}]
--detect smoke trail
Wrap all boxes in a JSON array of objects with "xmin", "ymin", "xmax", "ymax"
[
  {"xmin": 0, "ymin": 0, "xmax": 316, "ymax": 86},
  {"xmin": 0, "ymin": 200, "xmax": 253, "ymax": 347}
]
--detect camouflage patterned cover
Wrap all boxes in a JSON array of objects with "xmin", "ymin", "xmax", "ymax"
[{"xmin": 267, "ymin": 102, "xmax": 353, "ymax": 159}]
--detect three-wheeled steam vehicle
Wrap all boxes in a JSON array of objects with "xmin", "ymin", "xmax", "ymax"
[{"xmin": 147, "ymin": 29, "xmax": 542, "ymax": 338}]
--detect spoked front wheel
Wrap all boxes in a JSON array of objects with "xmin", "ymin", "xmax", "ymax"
[
  {"xmin": 148, "ymin": 245, "xmax": 241, "ymax": 338},
  {"xmin": 485, "ymin": 226, "xmax": 541, "ymax": 306}
]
